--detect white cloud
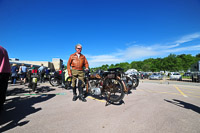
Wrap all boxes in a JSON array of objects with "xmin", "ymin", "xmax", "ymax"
[
  {"xmin": 175, "ymin": 33, "xmax": 200, "ymax": 44},
  {"xmin": 162, "ymin": 43, "xmax": 180, "ymax": 49},
  {"xmin": 165, "ymin": 44, "xmax": 200, "ymax": 53},
  {"xmin": 118, "ymin": 45, "xmax": 161, "ymax": 60},
  {"xmin": 125, "ymin": 41, "xmax": 137, "ymax": 46},
  {"xmin": 87, "ymin": 32, "xmax": 200, "ymax": 67},
  {"xmin": 87, "ymin": 54, "xmax": 124, "ymax": 67}
]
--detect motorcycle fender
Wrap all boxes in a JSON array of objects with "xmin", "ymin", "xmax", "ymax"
[
  {"xmin": 122, "ymin": 80, "xmax": 128, "ymax": 92},
  {"xmin": 117, "ymin": 76, "xmax": 128, "ymax": 92}
]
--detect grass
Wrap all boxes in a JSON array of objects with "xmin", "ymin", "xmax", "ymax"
[{"xmin": 182, "ymin": 76, "xmax": 191, "ymax": 79}]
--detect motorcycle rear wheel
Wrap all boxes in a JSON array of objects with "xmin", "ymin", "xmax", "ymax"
[{"xmin": 104, "ymin": 78, "xmax": 125, "ymax": 103}]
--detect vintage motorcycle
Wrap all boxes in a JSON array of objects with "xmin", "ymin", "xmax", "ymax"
[
  {"xmin": 121, "ymin": 71, "xmax": 139, "ymax": 90},
  {"xmin": 84, "ymin": 68, "xmax": 125, "ymax": 103},
  {"xmin": 129, "ymin": 74, "xmax": 139, "ymax": 88},
  {"xmin": 108, "ymin": 68, "xmax": 139, "ymax": 93},
  {"xmin": 49, "ymin": 70, "xmax": 72, "ymax": 89},
  {"xmin": 27, "ymin": 68, "xmax": 38, "ymax": 92}
]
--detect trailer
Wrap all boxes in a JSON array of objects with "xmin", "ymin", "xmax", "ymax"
[{"xmin": 191, "ymin": 60, "xmax": 200, "ymax": 82}]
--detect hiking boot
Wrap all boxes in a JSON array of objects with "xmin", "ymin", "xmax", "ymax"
[
  {"xmin": 72, "ymin": 95, "xmax": 78, "ymax": 101},
  {"xmin": 79, "ymin": 96, "xmax": 87, "ymax": 102}
]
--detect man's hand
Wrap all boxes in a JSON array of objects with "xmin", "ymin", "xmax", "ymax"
[{"xmin": 69, "ymin": 73, "xmax": 72, "ymax": 77}]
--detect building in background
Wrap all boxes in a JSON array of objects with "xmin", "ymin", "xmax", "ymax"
[{"xmin": 9, "ymin": 58, "xmax": 63, "ymax": 71}]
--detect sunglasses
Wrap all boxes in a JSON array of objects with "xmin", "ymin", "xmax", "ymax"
[{"xmin": 77, "ymin": 48, "xmax": 82, "ymax": 50}]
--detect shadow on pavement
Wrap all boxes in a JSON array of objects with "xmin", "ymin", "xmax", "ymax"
[
  {"xmin": 36, "ymin": 86, "xmax": 56, "ymax": 93},
  {"xmin": 0, "ymin": 94, "xmax": 55, "ymax": 132},
  {"xmin": 164, "ymin": 99, "xmax": 200, "ymax": 114},
  {"xmin": 106, "ymin": 100, "xmax": 125, "ymax": 106},
  {"xmin": 7, "ymin": 86, "xmax": 56, "ymax": 96},
  {"xmin": 84, "ymin": 93, "xmax": 125, "ymax": 106}
]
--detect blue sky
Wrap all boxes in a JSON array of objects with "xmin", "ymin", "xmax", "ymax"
[{"xmin": 0, "ymin": 0, "xmax": 200, "ymax": 67}]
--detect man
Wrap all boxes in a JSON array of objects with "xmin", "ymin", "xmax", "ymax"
[
  {"xmin": 11, "ymin": 63, "xmax": 18, "ymax": 84},
  {"xmin": 38, "ymin": 64, "xmax": 45, "ymax": 83},
  {"xmin": 19, "ymin": 63, "xmax": 27, "ymax": 85},
  {"xmin": 0, "ymin": 46, "xmax": 11, "ymax": 110},
  {"xmin": 67, "ymin": 44, "xmax": 89, "ymax": 102}
]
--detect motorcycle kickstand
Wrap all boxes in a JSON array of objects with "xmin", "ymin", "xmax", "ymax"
[{"xmin": 105, "ymin": 92, "xmax": 111, "ymax": 106}]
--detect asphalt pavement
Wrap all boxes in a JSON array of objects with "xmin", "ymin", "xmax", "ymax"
[{"xmin": 0, "ymin": 80, "xmax": 200, "ymax": 133}]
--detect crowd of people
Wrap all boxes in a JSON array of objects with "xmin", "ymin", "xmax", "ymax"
[{"xmin": 10, "ymin": 63, "xmax": 51, "ymax": 85}]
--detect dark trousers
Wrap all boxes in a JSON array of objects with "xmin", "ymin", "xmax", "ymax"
[
  {"xmin": 39, "ymin": 73, "xmax": 45, "ymax": 83},
  {"xmin": 72, "ymin": 79, "xmax": 85, "ymax": 97},
  {"xmin": 0, "ymin": 73, "xmax": 10, "ymax": 109},
  {"xmin": 11, "ymin": 77, "xmax": 17, "ymax": 84}
]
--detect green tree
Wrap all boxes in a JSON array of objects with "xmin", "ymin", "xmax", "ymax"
[
  {"xmin": 109, "ymin": 64, "xmax": 115, "ymax": 69},
  {"xmin": 177, "ymin": 54, "xmax": 196, "ymax": 71},
  {"xmin": 116, "ymin": 62, "xmax": 130, "ymax": 71},
  {"xmin": 91, "ymin": 53, "xmax": 199, "ymax": 72},
  {"xmin": 101, "ymin": 64, "xmax": 109, "ymax": 70},
  {"xmin": 130, "ymin": 61, "xmax": 138, "ymax": 70},
  {"xmin": 195, "ymin": 53, "xmax": 200, "ymax": 61}
]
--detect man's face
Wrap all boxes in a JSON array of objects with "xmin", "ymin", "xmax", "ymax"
[{"xmin": 76, "ymin": 46, "xmax": 82, "ymax": 54}]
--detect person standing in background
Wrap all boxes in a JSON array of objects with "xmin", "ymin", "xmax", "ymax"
[
  {"xmin": 19, "ymin": 63, "xmax": 27, "ymax": 85},
  {"xmin": 0, "ymin": 46, "xmax": 11, "ymax": 110},
  {"xmin": 11, "ymin": 64, "xmax": 18, "ymax": 84},
  {"xmin": 38, "ymin": 64, "xmax": 45, "ymax": 83}
]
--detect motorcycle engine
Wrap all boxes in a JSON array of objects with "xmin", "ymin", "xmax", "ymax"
[
  {"xmin": 91, "ymin": 87, "xmax": 101, "ymax": 95},
  {"xmin": 89, "ymin": 80, "xmax": 102, "ymax": 95}
]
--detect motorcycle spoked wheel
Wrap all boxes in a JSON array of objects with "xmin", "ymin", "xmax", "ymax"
[
  {"xmin": 132, "ymin": 78, "xmax": 139, "ymax": 88},
  {"xmin": 104, "ymin": 78, "xmax": 125, "ymax": 103},
  {"xmin": 49, "ymin": 77, "xmax": 60, "ymax": 86},
  {"xmin": 126, "ymin": 76, "xmax": 133, "ymax": 90}
]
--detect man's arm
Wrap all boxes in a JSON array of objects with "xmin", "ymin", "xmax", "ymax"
[
  {"xmin": 67, "ymin": 55, "xmax": 72, "ymax": 76},
  {"xmin": 84, "ymin": 56, "xmax": 89, "ymax": 69}
]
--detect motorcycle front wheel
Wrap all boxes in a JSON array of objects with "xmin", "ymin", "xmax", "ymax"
[
  {"xmin": 49, "ymin": 77, "xmax": 60, "ymax": 86},
  {"xmin": 104, "ymin": 78, "xmax": 125, "ymax": 103},
  {"xmin": 126, "ymin": 76, "xmax": 133, "ymax": 91},
  {"xmin": 132, "ymin": 78, "xmax": 139, "ymax": 88}
]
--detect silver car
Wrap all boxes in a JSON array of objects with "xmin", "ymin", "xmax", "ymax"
[
  {"xmin": 170, "ymin": 73, "xmax": 182, "ymax": 81},
  {"xmin": 149, "ymin": 73, "xmax": 163, "ymax": 80}
]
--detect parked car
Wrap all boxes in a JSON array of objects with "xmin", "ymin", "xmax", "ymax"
[
  {"xmin": 170, "ymin": 73, "xmax": 182, "ymax": 81},
  {"xmin": 149, "ymin": 73, "xmax": 163, "ymax": 80},
  {"xmin": 183, "ymin": 72, "xmax": 191, "ymax": 77},
  {"xmin": 140, "ymin": 72, "xmax": 150, "ymax": 79}
]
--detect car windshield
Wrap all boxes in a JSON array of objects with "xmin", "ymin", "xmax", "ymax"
[{"xmin": 152, "ymin": 73, "xmax": 160, "ymax": 75}]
